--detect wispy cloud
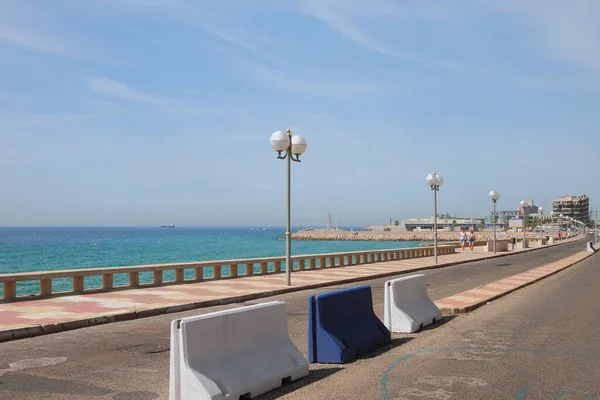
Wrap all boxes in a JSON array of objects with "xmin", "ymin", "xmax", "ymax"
[
  {"xmin": 299, "ymin": 0, "xmax": 458, "ymax": 67},
  {"xmin": 84, "ymin": 77, "xmax": 221, "ymax": 114},
  {"xmin": 85, "ymin": 77, "xmax": 175, "ymax": 105},
  {"xmin": 0, "ymin": 26, "xmax": 81, "ymax": 59},
  {"xmin": 484, "ymin": 0, "xmax": 600, "ymax": 77},
  {"xmin": 0, "ymin": 1, "xmax": 83, "ymax": 59},
  {"xmin": 235, "ymin": 60, "xmax": 391, "ymax": 97}
]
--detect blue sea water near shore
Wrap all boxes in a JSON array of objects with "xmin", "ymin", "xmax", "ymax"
[{"xmin": 0, "ymin": 226, "xmax": 423, "ymax": 297}]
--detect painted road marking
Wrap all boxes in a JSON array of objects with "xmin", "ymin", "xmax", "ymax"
[
  {"xmin": 381, "ymin": 348, "xmax": 600, "ymax": 400},
  {"xmin": 0, "ymin": 357, "xmax": 68, "ymax": 377}
]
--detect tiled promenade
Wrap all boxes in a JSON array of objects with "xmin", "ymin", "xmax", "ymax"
[
  {"xmin": 0, "ymin": 236, "xmax": 582, "ymax": 342},
  {"xmin": 435, "ymin": 250, "xmax": 594, "ymax": 313}
]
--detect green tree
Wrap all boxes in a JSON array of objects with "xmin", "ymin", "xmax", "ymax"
[
  {"xmin": 479, "ymin": 218, "xmax": 485, "ymax": 230},
  {"xmin": 394, "ymin": 220, "xmax": 399, "ymax": 226},
  {"xmin": 451, "ymin": 219, "xmax": 457, "ymax": 231}
]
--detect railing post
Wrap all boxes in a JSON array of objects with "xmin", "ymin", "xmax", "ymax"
[
  {"xmin": 260, "ymin": 262, "xmax": 268, "ymax": 274},
  {"xmin": 175, "ymin": 268, "xmax": 185, "ymax": 283},
  {"xmin": 129, "ymin": 272, "xmax": 139, "ymax": 287},
  {"xmin": 3, "ymin": 281, "xmax": 16, "ymax": 301},
  {"xmin": 40, "ymin": 278, "xmax": 52, "ymax": 297},
  {"xmin": 73, "ymin": 276, "xmax": 84, "ymax": 293},
  {"xmin": 274, "ymin": 261, "xmax": 282, "ymax": 272},
  {"xmin": 153, "ymin": 271, "xmax": 163, "ymax": 285},
  {"xmin": 329, "ymin": 257, "xmax": 335, "ymax": 267},
  {"xmin": 102, "ymin": 274, "xmax": 113, "ymax": 290},
  {"xmin": 213, "ymin": 265, "xmax": 222, "ymax": 279},
  {"xmin": 319, "ymin": 257, "xmax": 326, "ymax": 268},
  {"xmin": 310, "ymin": 258, "xmax": 316, "ymax": 270},
  {"xmin": 230, "ymin": 264, "xmax": 238, "ymax": 278},
  {"xmin": 195, "ymin": 267, "xmax": 204, "ymax": 281},
  {"xmin": 246, "ymin": 263, "xmax": 254, "ymax": 276}
]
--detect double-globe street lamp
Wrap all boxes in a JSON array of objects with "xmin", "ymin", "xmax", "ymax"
[
  {"xmin": 488, "ymin": 190, "xmax": 500, "ymax": 254},
  {"xmin": 520, "ymin": 200, "xmax": 528, "ymax": 249},
  {"xmin": 550, "ymin": 210, "xmax": 555, "ymax": 241},
  {"xmin": 270, "ymin": 129, "xmax": 307, "ymax": 286},
  {"xmin": 426, "ymin": 172, "xmax": 444, "ymax": 264},
  {"xmin": 539, "ymin": 207, "xmax": 544, "ymax": 244},
  {"xmin": 559, "ymin": 213, "xmax": 564, "ymax": 241}
]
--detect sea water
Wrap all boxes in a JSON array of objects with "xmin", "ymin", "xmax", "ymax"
[{"xmin": 0, "ymin": 227, "xmax": 422, "ymax": 296}]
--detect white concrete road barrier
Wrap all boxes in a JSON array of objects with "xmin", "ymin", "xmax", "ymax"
[
  {"xmin": 169, "ymin": 301, "xmax": 309, "ymax": 400},
  {"xmin": 384, "ymin": 274, "xmax": 441, "ymax": 333}
]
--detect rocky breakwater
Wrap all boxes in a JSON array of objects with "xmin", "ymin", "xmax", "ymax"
[{"xmin": 291, "ymin": 229, "xmax": 556, "ymax": 242}]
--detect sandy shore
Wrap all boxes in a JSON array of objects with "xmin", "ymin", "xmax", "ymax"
[{"xmin": 292, "ymin": 229, "xmax": 559, "ymax": 242}]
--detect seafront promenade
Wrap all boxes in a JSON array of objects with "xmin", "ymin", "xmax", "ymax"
[
  {"xmin": 292, "ymin": 228, "xmax": 561, "ymax": 242},
  {"xmin": 0, "ymin": 235, "xmax": 593, "ymax": 399},
  {"xmin": 0, "ymin": 234, "xmax": 581, "ymax": 342}
]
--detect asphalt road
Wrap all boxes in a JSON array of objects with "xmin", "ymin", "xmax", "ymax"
[{"xmin": 0, "ymin": 237, "xmax": 593, "ymax": 400}]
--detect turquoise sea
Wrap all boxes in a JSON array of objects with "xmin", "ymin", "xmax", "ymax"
[{"xmin": 0, "ymin": 227, "xmax": 422, "ymax": 296}]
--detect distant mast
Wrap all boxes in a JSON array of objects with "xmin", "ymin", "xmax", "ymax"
[{"xmin": 326, "ymin": 213, "xmax": 336, "ymax": 230}]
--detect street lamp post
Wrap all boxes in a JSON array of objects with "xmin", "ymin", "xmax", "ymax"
[
  {"xmin": 520, "ymin": 200, "xmax": 527, "ymax": 249},
  {"xmin": 594, "ymin": 210, "xmax": 598, "ymax": 244},
  {"xmin": 270, "ymin": 130, "xmax": 307, "ymax": 286},
  {"xmin": 559, "ymin": 213, "xmax": 563, "ymax": 241},
  {"xmin": 539, "ymin": 206, "xmax": 544, "ymax": 245},
  {"xmin": 550, "ymin": 211, "xmax": 554, "ymax": 242},
  {"xmin": 426, "ymin": 172, "xmax": 444, "ymax": 264},
  {"xmin": 489, "ymin": 190, "xmax": 500, "ymax": 254}
]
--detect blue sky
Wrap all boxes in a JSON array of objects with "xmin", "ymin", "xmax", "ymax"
[{"xmin": 1, "ymin": 0, "xmax": 599, "ymax": 227}]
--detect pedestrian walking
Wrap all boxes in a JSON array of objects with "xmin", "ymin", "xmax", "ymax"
[
  {"xmin": 468, "ymin": 228, "xmax": 475, "ymax": 252},
  {"xmin": 460, "ymin": 227, "xmax": 467, "ymax": 252}
]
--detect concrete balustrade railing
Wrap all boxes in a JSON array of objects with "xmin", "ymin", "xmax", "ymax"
[{"xmin": 0, "ymin": 245, "xmax": 456, "ymax": 302}]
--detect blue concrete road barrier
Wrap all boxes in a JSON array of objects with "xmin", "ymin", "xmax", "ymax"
[
  {"xmin": 384, "ymin": 274, "xmax": 441, "ymax": 333},
  {"xmin": 308, "ymin": 286, "xmax": 391, "ymax": 364},
  {"xmin": 169, "ymin": 301, "xmax": 308, "ymax": 400}
]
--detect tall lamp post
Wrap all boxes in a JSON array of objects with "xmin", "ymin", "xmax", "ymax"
[
  {"xmin": 270, "ymin": 130, "xmax": 307, "ymax": 286},
  {"xmin": 489, "ymin": 190, "xmax": 500, "ymax": 254},
  {"xmin": 592, "ymin": 210, "xmax": 598, "ymax": 244},
  {"xmin": 520, "ymin": 200, "xmax": 527, "ymax": 249},
  {"xmin": 550, "ymin": 211, "xmax": 554, "ymax": 241},
  {"xmin": 426, "ymin": 172, "xmax": 443, "ymax": 264},
  {"xmin": 559, "ymin": 213, "xmax": 563, "ymax": 241},
  {"xmin": 539, "ymin": 206, "xmax": 544, "ymax": 245}
]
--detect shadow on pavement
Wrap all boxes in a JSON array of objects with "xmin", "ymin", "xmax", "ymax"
[
  {"xmin": 356, "ymin": 337, "xmax": 414, "ymax": 361},
  {"xmin": 112, "ymin": 391, "xmax": 160, "ymax": 400},
  {"xmin": 420, "ymin": 315, "xmax": 457, "ymax": 332},
  {"xmin": 0, "ymin": 373, "xmax": 113, "ymax": 396},
  {"xmin": 258, "ymin": 367, "xmax": 343, "ymax": 399}
]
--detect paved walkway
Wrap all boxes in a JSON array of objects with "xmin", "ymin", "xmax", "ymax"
[
  {"xmin": 0, "ymin": 238, "xmax": 580, "ymax": 342},
  {"xmin": 435, "ymin": 250, "xmax": 594, "ymax": 313}
]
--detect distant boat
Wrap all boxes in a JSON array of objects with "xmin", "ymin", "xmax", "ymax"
[{"xmin": 161, "ymin": 224, "xmax": 175, "ymax": 228}]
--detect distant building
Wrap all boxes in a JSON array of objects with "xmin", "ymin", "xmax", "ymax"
[
  {"xmin": 490, "ymin": 210, "xmax": 519, "ymax": 224},
  {"xmin": 518, "ymin": 198, "xmax": 539, "ymax": 217},
  {"xmin": 552, "ymin": 194, "xmax": 589, "ymax": 222},
  {"xmin": 402, "ymin": 216, "xmax": 484, "ymax": 231}
]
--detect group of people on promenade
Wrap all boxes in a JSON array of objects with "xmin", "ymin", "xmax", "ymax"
[{"xmin": 459, "ymin": 227, "xmax": 476, "ymax": 252}]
